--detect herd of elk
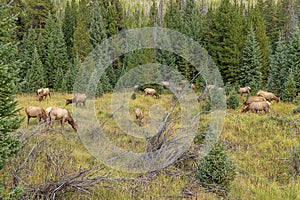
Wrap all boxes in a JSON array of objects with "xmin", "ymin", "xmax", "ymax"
[
  {"xmin": 26, "ymin": 84, "xmax": 283, "ymax": 133},
  {"xmin": 26, "ymin": 88, "xmax": 85, "ymax": 133}
]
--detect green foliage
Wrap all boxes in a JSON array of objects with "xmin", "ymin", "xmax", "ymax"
[
  {"xmin": 239, "ymin": 27, "xmax": 262, "ymax": 92},
  {"xmin": 131, "ymin": 93, "xmax": 137, "ymax": 100},
  {"xmin": 282, "ymin": 69, "xmax": 297, "ymax": 102},
  {"xmin": 267, "ymin": 33, "xmax": 288, "ymax": 98},
  {"xmin": 293, "ymin": 104, "xmax": 300, "ymax": 114},
  {"xmin": 25, "ymin": 47, "xmax": 46, "ymax": 93},
  {"xmin": 72, "ymin": 0, "xmax": 93, "ymax": 61},
  {"xmin": 62, "ymin": 1, "xmax": 75, "ymax": 59},
  {"xmin": 248, "ymin": 7, "xmax": 270, "ymax": 82},
  {"xmin": 205, "ymin": 0, "xmax": 246, "ymax": 84},
  {"xmin": 54, "ymin": 67, "xmax": 63, "ymax": 92},
  {"xmin": 0, "ymin": 3, "xmax": 22, "ymax": 171},
  {"xmin": 226, "ymin": 91, "xmax": 240, "ymax": 109},
  {"xmin": 286, "ymin": 28, "xmax": 300, "ymax": 95},
  {"xmin": 2, "ymin": 186, "xmax": 24, "ymax": 200},
  {"xmin": 89, "ymin": 0, "xmax": 107, "ymax": 48},
  {"xmin": 197, "ymin": 142, "xmax": 236, "ymax": 195}
]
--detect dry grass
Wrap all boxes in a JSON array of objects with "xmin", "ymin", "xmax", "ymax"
[{"xmin": 4, "ymin": 92, "xmax": 300, "ymax": 199}]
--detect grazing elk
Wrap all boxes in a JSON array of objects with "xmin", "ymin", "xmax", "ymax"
[
  {"xmin": 257, "ymin": 90, "xmax": 280, "ymax": 102},
  {"xmin": 242, "ymin": 101, "xmax": 271, "ymax": 114},
  {"xmin": 144, "ymin": 88, "xmax": 160, "ymax": 99},
  {"xmin": 244, "ymin": 96, "xmax": 266, "ymax": 105},
  {"xmin": 237, "ymin": 86, "xmax": 251, "ymax": 96},
  {"xmin": 66, "ymin": 93, "xmax": 87, "ymax": 107},
  {"xmin": 48, "ymin": 107, "xmax": 78, "ymax": 133},
  {"xmin": 37, "ymin": 88, "xmax": 51, "ymax": 101},
  {"xmin": 25, "ymin": 106, "xmax": 48, "ymax": 125}
]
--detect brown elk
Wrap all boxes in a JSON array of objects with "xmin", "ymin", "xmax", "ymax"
[
  {"xmin": 144, "ymin": 88, "xmax": 160, "ymax": 99},
  {"xmin": 37, "ymin": 88, "xmax": 51, "ymax": 101},
  {"xmin": 48, "ymin": 107, "xmax": 78, "ymax": 133},
  {"xmin": 135, "ymin": 108, "xmax": 143, "ymax": 120},
  {"xmin": 66, "ymin": 93, "xmax": 87, "ymax": 107},
  {"xmin": 257, "ymin": 90, "xmax": 280, "ymax": 102},
  {"xmin": 242, "ymin": 101, "xmax": 271, "ymax": 113},
  {"xmin": 25, "ymin": 106, "xmax": 48, "ymax": 125},
  {"xmin": 237, "ymin": 86, "xmax": 251, "ymax": 96},
  {"xmin": 244, "ymin": 96, "xmax": 266, "ymax": 105}
]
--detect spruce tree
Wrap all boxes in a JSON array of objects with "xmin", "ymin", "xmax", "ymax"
[
  {"xmin": 267, "ymin": 33, "xmax": 288, "ymax": 97},
  {"xmin": 20, "ymin": 28, "xmax": 37, "ymax": 80},
  {"xmin": 164, "ymin": 0, "xmax": 182, "ymax": 31},
  {"xmin": 0, "ymin": 3, "xmax": 22, "ymax": 170},
  {"xmin": 72, "ymin": 0, "xmax": 92, "ymax": 61},
  {"xmin": 205, "ymin": 0, "xmax": 246, "ymax": 84},
  {"xmin": 54, "ymin": 67, "xmax": 63, "ymax": 92},
  {"xmin": 248, "ymin": 7, "xmax": 270, "ymax": 83},
  {"xmin": 239, "ymin": 27, "xmax": 262, "ymax": 92},
  {"xmin": 25, "ymin": 47, "xmax": 46, "ymax": 93},
  {"xmin": 90, "ymin": 0, "xmax": 107, "ymax": 48},
  {"xmin": 286, "ymin": 28, "xmax": 300, "ymax": 94},
  {"xmin": 282, "ymin": 69, "xmax": 297, "ymax": 102},
  {"xmin": 62, "ymin": 1, "xmax": 75, "ymax": 59}
]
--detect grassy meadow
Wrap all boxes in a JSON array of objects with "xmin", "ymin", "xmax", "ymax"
[{"xmin": 3, "ymin": 91, "xmax": 300, "ymax": 199}]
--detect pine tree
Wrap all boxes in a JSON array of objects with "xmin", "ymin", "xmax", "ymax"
[
  {"xmin": 72, "ymin": 0, "xmax": 92, "ymax": 61},
  {"xmin": 25, "ymin": 47, "xmax": 46, "ymax": 93},
  {"xmin": 164, "ymin": 0, "xmax": 182, "ymax": 31},
  {"xmin": 90, "ymin": 0, "xmax": 107, "ymax": 48},
  {"xmin": 286, "ymin": 28, "xmax": 300, "ymax": 94},
  {"xmin": 20, "ymin": 28, "xmax": 37, "ymax": 79},
  {"xmin": 282, "ymin": 69, "xmax": 297, "ymax": 102},
  {"xmin": 62, "ymin": 1, "xmax": 75, "ymax": 59},
  {"xmin": 205, "ymin": 0, "xmax": 246, "ymax": 84},
  {"xmin": 248, "ymin": 6, "xmax": 270, "ymax": 83},
  {"xmin": 0, "ymin": 3, "xmax": 22, "ymax": 170},
  {"xmin": 53, "ymin": 67, "xmax": 63, "ymax": 92},
  {"xmin": 239, "ymin": 27, "xmax": 262, "ymax": 92},
  {"xmin": 23, "ymin": 0, "xmax": 54, "ymax": 32},
  {"xmin": 267, "ymin": 33, "xmax": 288, "ymax": 97}
]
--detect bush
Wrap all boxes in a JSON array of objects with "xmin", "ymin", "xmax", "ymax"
[
  {"xmin": 293, "ymin": 104, "xmax": 300, "ymax": 114},
  {"xmin": 226, "ymin": 91, "xmax": 240, "ymax": 109},
  {"xmin": 196, "ymin": 142, "xmax": 236, "ymax": 196},
  {"xmin": 131, "ymin": 93, "xmax": 136, "ymax": 100}
]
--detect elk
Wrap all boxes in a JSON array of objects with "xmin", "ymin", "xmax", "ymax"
[
  {"xmin": 144, "ymin": 88, "xmax": 160, "ymax": 99},
  {"xmin": 25, "ymin": 106, "xmax": 48, "ymax": 125},
  {"xmin": 66, "ymin": 93, "xmax": 87, "ymax": 107},
  {"xmin": 48, "ymin": 107, "xmax": 78, "ymax": 133}
]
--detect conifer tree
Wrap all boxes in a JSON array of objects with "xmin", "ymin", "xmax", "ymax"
[
  {"xmin": 20, "ymin": 28, "xmax": 37, "ymax": 79},
  {"xmin": 282, "ymin": 69, "xmax": 296, "ymax": 102},
  {"xmin": 62, "ymin": 1, "xmax": 75, "ymax": 59},
  {"xmin": 267, "ymin": 33, "xmax": 288, "ymax": 97},
  {"xmin": 0, "ymin": 3, "xmax": 22, "ymax": 170},
  {"xmin": 54, "ymin": 67, "xmax": 63, "ymax": 92},
  {"xmin": 206, "ymin": 0, "xmax": 246, "ymax": 84},
  {"xmin": 164, "ymin": 0, "xmax": 182, "ymax": 31},
  {"xmin": 286, "ymin": 28, "xmax": 300, "ymax": 94},
  {"xmin": 248, "ymin": 7, "xmax": 270, "ymax": 83},
  {"xmin": 90, "ymin": 0, "xmax": 107, "ymax": 48},
  {"xmin": 25, "ymin": 47, "xmax": 46, "ymax": 93},
  {"xmin": 72, "ymin": 0, "xmax": 92, "ymax": 60},
  {"xmin": 239, "ymin": 27, "xmax": 262, "ymax": 92}
]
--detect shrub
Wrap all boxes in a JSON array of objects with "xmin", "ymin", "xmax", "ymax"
[
  {"xmin": 196, "ymin": 142, "xmax": 236, "ymax": 196},
  {"xmin": 293, "ymin": 104, "xmax": 300, "ymax": 114},
  {"xmin": 226, "ymin": 91, "xmax": 240, "ymax": 109},
  {"xmin": 131, "ymin": 93, "xmax": 136, "ymax": 100}
]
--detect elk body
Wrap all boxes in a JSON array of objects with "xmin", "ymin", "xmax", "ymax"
[
  {"xmin": 37, "ymin": 88, "xmax": 51, "ymax": 101},
  {"xmin": 237, "ymin": 86, "xmax": 251, "ymax": 96},
  {"xmin": 48, "ymin": 107, "xmax": 78, "ymax": 133},
  {"xmin": 242, "ymin": 101, "xmax": 271, "ymax": 113},
  {"xmin": 244, "ymin": 96, "xmax": 266, "ymax": 105},
  {"xmin": 257, "ymin": 90, "xmax": 280, "ymax": 102},
  {"xmin": 144, "ymin": 88, "xmax": 160, "ymax": 99},
  {"xmin": 66, "ymin": 93, "xmax": 87, "ymax": 107},
  {"xmin": 25, "ymin": 106, "xmax": 47, "ymax": 125}
]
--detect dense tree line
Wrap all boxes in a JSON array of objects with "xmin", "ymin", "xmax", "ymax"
[{"xmin": 2, "ymin": 0, "xmax": 299, "ymax": 101}]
